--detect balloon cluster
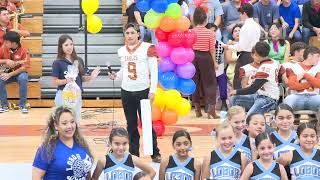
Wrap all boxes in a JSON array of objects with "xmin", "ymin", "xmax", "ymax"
[
  {"xmin": 81, "ymin": 0, "xmax": 103, "ymax": 33},
  {"xmin": 136, "ymin": 0, "xmax": 197, "ymax": 136}
]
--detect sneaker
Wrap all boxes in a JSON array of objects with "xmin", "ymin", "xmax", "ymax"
[
  {"xmin": 0, "ymin": 106, "xmax": 9, "ymax": 113},
  {"xmin": 19, "ymin": 106, "xmax": 28, "ymax": 114}
]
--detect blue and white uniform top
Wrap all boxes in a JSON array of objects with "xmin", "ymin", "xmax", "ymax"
[
  {"xmin": 251, "ymin": 160, "xmax": 281, "ymax": 180},
  {"xmin": 104, "ymin": 153, "xmax": 135, "ymax": 180},
  {"xmin": 165, "ymin": 155, "xmax": 195, "ymax": 180},
  {"xmin": 235, "ymin": 134, "xmax": 252, "ymax": 162},
  {"xmin": 210, "ymin": 148, "xmax": 242, "ymax": 180},
  {"xmin": 290, "ymin": 147, "xmax": 320, "ymax": 180},
  {"xmin": 270, "ymin": 131, "xmax": 298, "ymax": 159}
]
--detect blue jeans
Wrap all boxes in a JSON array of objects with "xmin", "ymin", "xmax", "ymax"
[
  {"xmin": 286, "ymin": 27, "xmax": 303, "ymax": 42},
  {"xmin": 0, "ymin": 72, "xmax": 28, "ymax": 107},
  {"xmin": 139, "ymin": 26, "xmax": 158, "ymax": 44},
  {"xmin": 284, "ymin": 94, "xmax": 320, "ymax": 112},
  {"xmin": 231, "ymin": 94, "xmax": 277, "ymax": 117},
  {"xmin": 302, "ymin": 27, "xmax": 317, "ymax": 44},
  {"xmin": 221, "ymin": 29, "xmax": 232, "ymax": 44},
  {"xmin": 55, "ymin": 90, "xmax": 82, "ymax": 123}
]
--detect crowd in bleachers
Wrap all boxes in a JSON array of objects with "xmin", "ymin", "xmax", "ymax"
[{"xmin": 126, "ymin": 0, "xmax": 320, "ymax": 121}]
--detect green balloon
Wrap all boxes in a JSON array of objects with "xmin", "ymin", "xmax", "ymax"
[
  {"xmin": 165, "ymin": 3, "xmax": 181, "ymax": 19},
  {"xmin": 144, "ymin": 9, "xmax": 164, "ymax": 29}
]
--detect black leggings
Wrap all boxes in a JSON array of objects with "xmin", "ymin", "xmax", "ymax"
[{"xmin": 121, "ymin": 88, "xmax": 160, "ymax": 158}]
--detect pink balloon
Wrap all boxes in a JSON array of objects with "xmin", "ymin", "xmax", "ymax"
[
  {"xmin": 185, "ymin": 48, "xmax": 195, "ymax": 62},
  {"xmin": 170, "ymin": 47, "xmax": 189, "ymax": 64},
  {"xmin": 156, "ymin": 42, "xmax": 172, "ymax": 58}
]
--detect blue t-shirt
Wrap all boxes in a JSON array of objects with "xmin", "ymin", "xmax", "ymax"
[
  {"xmin": 189, "ymin": 0, "xmax": 224, "ymax": 23},
  {"xmin": 52, "ymin": 58, "xmax": 86, "ymax": 91},
  {"xmin": 33, "ymin": 139, "xmax": 93, "ymax": 180},
  {"xmin": 253, "ymin": 1, "xmax": 280, "ymax": 29},
  {"xmin": 279, "ymin": 2, "xmax": 301, "ymax": 28}
]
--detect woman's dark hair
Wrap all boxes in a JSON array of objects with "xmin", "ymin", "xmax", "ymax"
[
  {"xmin": 193, "ymin": 7, "xmax": 207, "ymax": 26},
  {"xmin": 275, "ymin": 103, "xmax": 294, "ymax": 117},
  {"xmin": 109, "ymin": 127, "xmax": 129, "ymax": 143},
  {"xmin": 246, "ymin": 112, "xmax": 265, "ymax": 125},
  {"xmin": 56, "ymin": 34, "xmax": 85, "ymax": 76},
  {"xmin": 255, "ymin": 132, "xmax": 275, "ymax": 147},
  {"xmin": 172, "ymin": 130, "xmax": 192, "ymax": 145},
  {"xmin": 267, "ymin": 23, "xmax": 286, "ymax": 46},
  {"xmin": 133, "ymin": 171, "xmax": 150, "ymax": 180},
  {"xmin": 231, "ymin": 24, "xmax": 242, "ymax": 40},
  {"xmin": 297, "ymin": 123, "xmax": 318, "ymax": 138}
]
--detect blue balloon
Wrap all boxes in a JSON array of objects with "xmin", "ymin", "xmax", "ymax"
[
  {"xmin": 177, "ymin": 78, "xmax": 196, "ymax": 95},
  {"xmin": 151, "ymin": 0, "xmax": 168, "ymax": 13},
  {"xmin": 159, "ymin": 71, "xmax": 178, "ymax": 89},
  {"xmin": 137, "ymin": 0, "xmax": 151, "ymax": 12},
  {"xmin": 167, "ymin": 0, "xmax": 178, "ymax": 3},
  {"xmin": 158, "ymin": 66, "xmax": 163, "ymax": 77}
]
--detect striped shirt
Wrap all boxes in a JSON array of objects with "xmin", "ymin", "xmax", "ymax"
[{"xmin": 192, "ymin": 25, "xmax": 215, "ymax": 51}]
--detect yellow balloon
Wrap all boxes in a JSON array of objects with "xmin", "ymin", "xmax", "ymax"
[
  {"xmin": 175, "ymin": 98, "xmax": 191, "ymax": 116},
  {"xmin": 87, "ymin": 15, "xmax": 102, "ymax": 33},
  {"xmin": 82, "ymin": 0, "xmax": 99, "ymax": 15},
  {"xmin": 153, "ymin": 87, "xmax": 165, "ymax": 109},
  {"xmin": 164, "ymin": 89, "xmax": 181, "ymax": 110}
]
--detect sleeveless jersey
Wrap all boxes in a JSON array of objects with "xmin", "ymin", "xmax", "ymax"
[
  {"xmin": 165, "ymin": 155, "xmax": 195, "ymax": 180},
  {"xmin": 251, "ymin": 160, "xmax": 281, "ymax": 180},
  {"xmin": 290, "ymin": 147, "xmax": 320, "ymax": 180},
  {"xmin": 235, "ymin": 134, "xmax": 252, "ymax": 162},
  {"xmin": 210, "ymin": 148, "xmax": 242, "ymax": 180},
  {"xmin": 271, "ymin": 131, "xmax": 298, "ymax": 159},
  {"xmin": 104, "ymin": 153, "xmax": 135, "ymax": 180}
]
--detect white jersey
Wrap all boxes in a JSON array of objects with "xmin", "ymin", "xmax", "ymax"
[
  {"xmin": 287, "ymin": 62, "xmax": 320, "ymax": 94},
  {"xmin": 282, "ymin": 60, "xmax": 298, "ymax": 71},
  {"xmin": 117, "ymin": 42, "xmax": 158, "ymax": 93},
  {"xmin": 255, "ymin": 59, "xmax": 280, "ymax": 100},
  {"xmin": 239, "ymin": 63, "xmax": 260, "ymax": 86}
]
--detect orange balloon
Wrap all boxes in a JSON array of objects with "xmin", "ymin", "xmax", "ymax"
[
  {"xmin": 161, "ymin": 109, "xmax": 178, "ymax": 125},
  {"xmin": 160, "ymin": 16, "xmax": 175, "ymax": 32},
  {"xmin": 152, "ymin": 105, "xmax": 162, "ymax": 121},
  {"xmin": 177, "ymin": 16, "xmax": 190, "ymax": 31}
]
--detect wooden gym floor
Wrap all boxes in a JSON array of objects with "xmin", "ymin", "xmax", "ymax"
[{"xmin": 0, "ymin": 107, "xmax": 219, "ymax": 178}]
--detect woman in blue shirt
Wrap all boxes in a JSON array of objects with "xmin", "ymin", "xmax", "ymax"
[{"xmin": 32, "ymin": 106, "xmax": 93, "ymax": 180}]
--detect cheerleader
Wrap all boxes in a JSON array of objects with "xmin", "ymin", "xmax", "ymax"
[
  {"xmin": 240, "ymin": 132, "xmax": 288, "ymax": 180},
  {"xmin": 202, "ymin": 122, "xmax": 248, "ymax": 179},
  {"xmin": 278, "ymin": 123, "xmax": 320, "ymax": 180},
  {"xmin": 227, "ymin": 106, "xmax": 253, "ymax": 162},
  {"xmin": 91, "ymin": 127, "xmax": 155, "ymax": 180},
  {"xmin": 159, "ymin": 130, "xmax": 201, "ymax": 180}
]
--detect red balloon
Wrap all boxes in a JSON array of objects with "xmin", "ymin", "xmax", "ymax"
[
  {"xmin": 168, "ymin": 30, "xmax": 185, "ymax": 47},
  {"xmin": 153, "ymin": 120, "xmax": 165, "ymax": 137},
  {"xmin": 155, "ymin": 28, "xmax": 169, "ymax": 42},
  {"xmin": 183, "ymin": 30, "xmax": 197, "ymax": 48}
]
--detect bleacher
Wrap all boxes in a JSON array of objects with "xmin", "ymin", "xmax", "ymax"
[{"xmin": 7, "ymin": 0, "xmax": 126, "ymax": 107}]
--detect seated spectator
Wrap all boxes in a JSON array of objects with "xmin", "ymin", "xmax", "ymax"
[
  {"xmin": 265, "ymin": 23, "xmax": 290, "ymax": 64},
  {"xmin": 178, "ymin": 0, "xmax": 189, "ymax": 17},
  {"xmin": 281, "ymin": 42, "xmax": 307, "ymax": 83},
  {"xmin": 253, "ymin": 0, "xmax": 280, "ymax": 38},
  {"xmin": 0, "ymin": 31, "xmax": 30, "ymax": 113},
  {"xmin": 283, "ymin": 46, "xmax": 320, "ymax": 112},
  {"xmin": 0, "ymin": 7, "xmax": 30, "ymax": 47},
  {"xmin": 225, "ymin": 24, "xmax": 242, "ymax": 86},
  {"xmin": 126, "ymin": 0, "xmax": 136, "ymax": 24},
  {"xmin": 230, "ymin": 41, "xmax": 280, "ymax": 117},
  {"xmin": 302, "ymin": 0, "xmax": 320, "ymax": 44},
  {"xmin": 279, "ymin": 0, "xmax": 303, "ymax": 42},
  {"xmin": 221, "ymin": 0, "xmax": 241, "ymax": 44},
  {"xmin": 0, "ymin": 0, "xmax": 16, "ymax": 13},
  {"xmin": 231, "ymin": 47, "xmax": 260, "ymax": 112},
  {"xmin": 133, "ymin": 4, "xmax": 157, "ymax": 44},
  {"xmin": 189, "ymin": 0, "xmax": 224, "ymax": 41}
]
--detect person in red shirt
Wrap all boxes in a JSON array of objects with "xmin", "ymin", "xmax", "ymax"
[
  {"xmin": 0, "ymin": 0, "xmax": 16, "ymax": 13},
  {"xmin": 0, "ymin": 7, "xmax": 29, "ymax": 47},
  {"xmin": 0, "ymin": 31, "xmax": 30, "ymax": 113}
]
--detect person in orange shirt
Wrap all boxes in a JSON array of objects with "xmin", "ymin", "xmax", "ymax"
[
  {"xmin": 0, "ymin": 7, "xmax": 29, "ymax": 47},
  {"xmin": 284, "ymin": 46, "xmax": 320, "ymax": 112},
  {"xmin": 0, "ymin": 31, "xmax": 30, "ymax": 113},
  {"xmin": 0, "ymin": 0, "xmax": 16, "ymax": 13}
]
